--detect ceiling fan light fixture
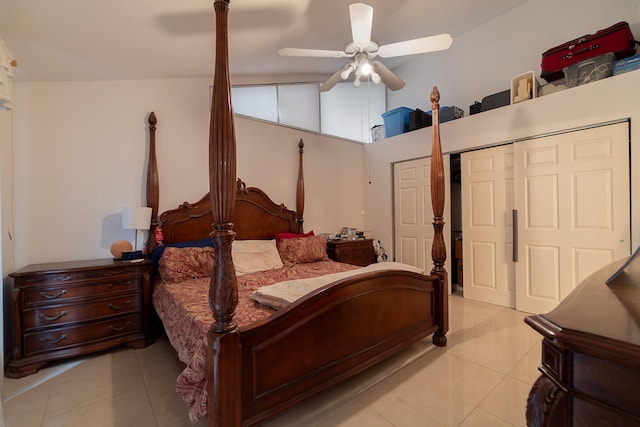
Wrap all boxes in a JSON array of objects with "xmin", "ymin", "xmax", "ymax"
[
  {"xmin": 341, "ymin": 64, "xmax": 355, "ymax": 80},
  {"xmin": 281, "ymin": 3, "xmax": 449, "ymax": 92},
  {"xmin": 360, "ymin": 60, "xmax": 372, "ymax": 76}
]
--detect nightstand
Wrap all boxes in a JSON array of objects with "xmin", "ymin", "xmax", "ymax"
[
  {"xmin": 7, "ymin": 258, "xmax": 153, "ymax": 378},
  {"xmin": 326, "ymin": 238, "xmax": 375, "ymax": 267}
]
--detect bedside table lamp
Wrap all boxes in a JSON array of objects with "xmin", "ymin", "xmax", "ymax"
[{"xmin": 122, "ymin": 207, "xmax": 152, "ymax": 252}]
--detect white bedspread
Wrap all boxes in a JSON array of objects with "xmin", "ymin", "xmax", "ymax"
[{"xmin": 251, "ymin": 262, "xmax": 425, "ymax": 309}]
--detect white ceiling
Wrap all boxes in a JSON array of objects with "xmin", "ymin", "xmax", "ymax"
[{"xmin": 1, "ymin": 0, "xmax": 527, "ymax": 83}]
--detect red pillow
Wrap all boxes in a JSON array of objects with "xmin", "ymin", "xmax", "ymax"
[{"xmin": 275, "ymin": 230, "xmax": 314, "ymax": 248}]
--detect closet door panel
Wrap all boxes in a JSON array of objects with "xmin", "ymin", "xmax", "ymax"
[
  {"xmin": 462, "ymin": 145, "xmax": 515, "ymax": 308},
  {"xmin": 462, "ymin": 122, "xmax": 629, "ymax": 313},
  {"xmin": 515, "ymin": 122, "xmax": 630, "ymax": 313},
  {"xmin": 394, "ymin": 156, "xmax": 451, "ymax": 291}
]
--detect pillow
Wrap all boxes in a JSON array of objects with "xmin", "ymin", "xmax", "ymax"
[
  {"xmin": 232, "ymin": 239, "xmax": 283, "ymax": 276},
  {"xmin": 150, "ymin": 237, "xmax": 214, "ymax": 266},
  {"xmin": 277, "ymin": 235, "xmax": 329, "ymax": 265},
  {"xmin": 158, "ymin": 246, "xmax": 215, "ymax": 283},
  {"xmin": 275, "ymin": 230, "xmax": 314, "ymax": 248}
]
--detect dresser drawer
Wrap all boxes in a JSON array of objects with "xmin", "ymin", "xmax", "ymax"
[
  {"xmin": 16, "ymin": 264, "xmax": 142, "ymax": 287},
  {"xmin": 23, "ymin": 276, "xmax": 142, "ymax": 306},
  {"xmin": 573, "ymin": 352, "xmax": 640, "ymax": 416},
  {"xmin": 541, "ymin": 340, "xmax": 565, "ymax": 381},
  {"xmin": 23, "ymin": 314, "xmax": 142, "ymax": 356},
  {"xmin": 23, "ymin": 293, "xmax": 142, "ymax": 331},
  {"xmin": 338, "ymin": 248, "xmax": 374, "ymax": 266}
]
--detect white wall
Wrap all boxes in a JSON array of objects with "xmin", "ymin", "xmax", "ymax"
[
  {"xmin": 235, "ymin": 116, "xmax": 365, "ymax": 234},
  {"xmin": 11, "ymin": 78, "xmax": 364, "ymax": 268},
  {"xmin": 0, "ymin": 108, "xmax": 12, "ymax": 387},
  {"xmin": 387, "ymin": 0, "xmax": 640, "ymax": 114},
  {"xmin": 365, "ymin": 71, "xmax": 640, "ymax": 258}
]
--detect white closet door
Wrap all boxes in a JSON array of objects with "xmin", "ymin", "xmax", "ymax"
[
  {"xmin": 394, "ymin": 156, "xmax": 451, "ymax": 292},
  {"xmin": 461, "ymin": 145, "xmax": 516, "ymax": 308},
  {"xmin": 514, "ymin": 122, "xmax": 630, "ymax": 314}
]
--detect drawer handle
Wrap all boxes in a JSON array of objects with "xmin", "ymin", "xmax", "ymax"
[
  {"xmin": 108, "ymin": 300, "xmax": 131, "ymax": 311},
  {"xmin": 40, "ymin": 334, "xmax": 67, "ymax": 345},
  {"xmin": 108, "ymin": 321, "xmax": 132, "ymax": 332},
  {"xmin": 39, "ymin": 311, "xmax": 67, "ymax": 321},
  {"xmin": 39, "ymin": 290, "xmax": 67, "ymax": 300},
  {"xmin": 108, "ymin": 281, "xmax": 131, "ymax": 288}
]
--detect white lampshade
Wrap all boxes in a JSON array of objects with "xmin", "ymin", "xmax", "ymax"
[{"xmin": 122, "ymin": 207, "xmax": 152, "ymax": 230}]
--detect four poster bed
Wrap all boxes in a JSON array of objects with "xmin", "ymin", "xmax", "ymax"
[{"xmin": 144, "ymin": 1, "xmax": 449, "ymax": 425}]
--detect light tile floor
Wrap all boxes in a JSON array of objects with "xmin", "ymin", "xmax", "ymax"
[{"xmin": 1, "ymin": 294, "xmax": 541, "ymax": 426}]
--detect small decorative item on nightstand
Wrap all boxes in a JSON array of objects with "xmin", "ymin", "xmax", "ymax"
[{"xmin": 110, "ymin": 239, "xmax": 133, "ymax": 259}]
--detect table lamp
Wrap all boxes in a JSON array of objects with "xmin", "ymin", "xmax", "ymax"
[{"xmin": 122, "ymin": 207, "xmax": 152, "ymax": 255}]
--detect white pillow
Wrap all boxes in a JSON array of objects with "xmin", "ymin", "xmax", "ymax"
[{"xmin": 232, "ymin": 239, "xmax": 283, "ymax": 276}]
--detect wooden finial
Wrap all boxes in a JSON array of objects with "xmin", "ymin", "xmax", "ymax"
[
  {"xmin": 430, "ymin": 86, "xmax": 440, "ymax": 105},
  {"xmin": 148, "ymin": 111, "xmax": 157, "ymax": 129}
]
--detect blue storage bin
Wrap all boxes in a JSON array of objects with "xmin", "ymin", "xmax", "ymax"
[
  {"xmin": 614, "ymin": 54, "xmax": 640, "ymax": 75},
  {"xmin": 382, "ymin": 107, "xmax": 412, "ymax": 138}
]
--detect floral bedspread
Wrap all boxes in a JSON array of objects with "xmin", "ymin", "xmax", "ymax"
[{"xmin": 152, "ymin": 260, "xmax": 358, "ymax": 424}]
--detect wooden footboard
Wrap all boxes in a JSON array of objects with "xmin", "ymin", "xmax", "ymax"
[{"xmin": 240, "ymin": 270, "xmax": 442, "ymax": 424}]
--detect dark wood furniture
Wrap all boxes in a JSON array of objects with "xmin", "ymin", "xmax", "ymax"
[
  {"xmin": 326, "ymin": 238, "xmax": 375, "ymax": 266},
  {"xmin": 525, "ymin": 255, "xmax": 640, "ymax": 426},
  {"xmin": 7, "ymin": 258, "xmax": 153, "ymax": 378},
  {"xmin": 144, "ymin": 2, "xmax": 449, "ymax": 425}
]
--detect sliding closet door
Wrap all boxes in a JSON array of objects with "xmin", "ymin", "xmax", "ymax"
[
  {"xmin": 462, "ymin": 122, "xmax": 630, "ymax": 313},
  {"xmin": 514, "ymin": 122, "xmax": 630, "ymax": 314},
  {"xmin": 394, "ymin": 156, "xmax": 451, "ymax": 292},
  {"xmin": 461, "ymin": 145, "xmax": 516, "ymax": 308}
]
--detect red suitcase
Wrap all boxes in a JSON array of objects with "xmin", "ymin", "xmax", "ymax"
[{"xmin": 541, "ymin": 21, "xmax": 638, "ymax": 82}]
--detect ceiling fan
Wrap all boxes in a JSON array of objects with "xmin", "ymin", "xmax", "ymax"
[{"xmin": 278, "ymin": 3, "xmax": 453, "ymax": 92}]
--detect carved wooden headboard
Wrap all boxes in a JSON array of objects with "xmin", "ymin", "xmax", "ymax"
[{"xmin": 159, "ymin": 178, "xmax": 303, "ymax": 244}]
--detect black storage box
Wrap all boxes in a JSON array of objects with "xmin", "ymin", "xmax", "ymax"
[
  {"xmin": 439, "ymin": 106, "xmax": 464, "ymax": 122},
  {"xmin": 408, "ymin": 109, "xmax": 432, "ymax": 131},
  {"xmin": 481, "ymin": 90, "xmax": 510, "ymax": 112},
  {"xmin": 470, "ymin": 101, "xmax": 482, "ymax": 115},
  {"xmin": 426, "ymin": 106, "xmax": 464, "ymax": 123}
]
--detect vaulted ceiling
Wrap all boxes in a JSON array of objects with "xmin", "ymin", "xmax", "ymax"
[{"xmin": 1, "ymin": 0, "xmax": 527, "ymax": 83}]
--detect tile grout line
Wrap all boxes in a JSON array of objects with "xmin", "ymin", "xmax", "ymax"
[{"xmin": 133, "ymin": 348, "xmax": 160, "ymax": 427}]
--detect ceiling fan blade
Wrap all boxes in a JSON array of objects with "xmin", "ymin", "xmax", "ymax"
[
  {"xmin": 349, "ymin": 3, "xmax": 373, "ymax": 49},
  {"xmin": 319, "ymin": 65, "xmax": 351, "ymax": 92},
  {"xmin": 378, "ymin": 33, "xmax": 453, "ymax": 58},
  {"xmin": 371, "ymin": 61, "xmax": 405, "ymax": 91},
  {"xmin": 278, "ymin": 48, "xmax": 347, "ymax": 58}
]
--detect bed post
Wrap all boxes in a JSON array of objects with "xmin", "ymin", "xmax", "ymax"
[
  {"xmin": 206, "ymin": 1, "xmax": 242, "ymax": 426},
  {"xmin": 296, "ymin": 139, "xmax": 305, "ymax": 231},
  {"xmin": 430, "ymin": 87, "xmax": 448, "ymax": 347},
  {"xmin": 146, "ymin": 112, "xmax": 159, "ymax": 254}
]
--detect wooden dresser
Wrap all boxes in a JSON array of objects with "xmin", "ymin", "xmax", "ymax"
[
  {"xmin": 326, "ymin": 238, "xmax": 375, "ymax": 267},
  {"xmin": 525, "ymin": 255, "xmax": 640, "ymax": 426},
  {"xmin": 7, "ymin": 258, "xmax": 153, "ymax": 378}
]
